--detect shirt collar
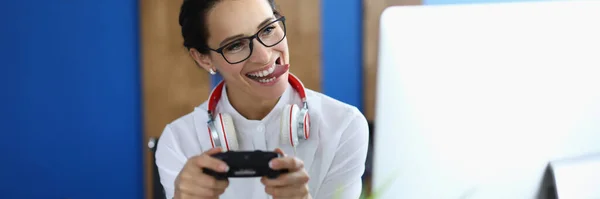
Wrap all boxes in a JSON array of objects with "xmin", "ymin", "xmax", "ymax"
[{"xmin": 217, "ymin": 82, "xmax": 296, "ymax": 128}]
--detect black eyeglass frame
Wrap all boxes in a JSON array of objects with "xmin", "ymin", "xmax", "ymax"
[{"xmin": 206, "ymin": 16, "xmax": 287, "ymax": 64}]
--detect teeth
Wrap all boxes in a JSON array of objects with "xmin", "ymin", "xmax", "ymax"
[
  {"xmin": 258, "ymin": 77, "xmax": 276, "ymax": 83},
  {"xmin": 248, "ymin": 63, "xmax": 276, "ymax": 77}
]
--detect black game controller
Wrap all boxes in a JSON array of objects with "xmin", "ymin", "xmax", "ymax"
[{"xmin": 202, "ymin": 150, "xmax": 289, "ymax": 180}]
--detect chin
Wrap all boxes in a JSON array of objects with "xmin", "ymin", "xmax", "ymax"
[{"xmin": 252, "ymin": 71, "xmax": 289, "ymax": 101}]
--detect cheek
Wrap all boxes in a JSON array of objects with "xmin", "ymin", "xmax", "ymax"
[
  {"xmin": 275, "ymin": 39, "xmax": 290, "ymax": 58},
  {"xmin": 279, "ymin": 38, "xmax": 289, "ymax": 51},
  {"xmin": 215, "ymin": 59, "xmax": 243, "ymax": 76}
]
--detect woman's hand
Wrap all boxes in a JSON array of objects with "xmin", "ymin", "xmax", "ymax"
[
  {"xmin": 261, "ymin": 148, "xmax": 312, "ymax": 199},
  {"xmin": 174, "ymin": 147, "xmax": 230, "ymax": 199}
]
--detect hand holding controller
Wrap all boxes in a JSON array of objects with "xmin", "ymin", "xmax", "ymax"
[
  {"xmin": 173, "ymin": 148, "xmax": 230, "ymax": 199},
  {"xmin": 202, "ymin": 150, "xmax": 290, "ymax": 180},
  {"xmin": 261, "ymin": 148, "xmax": 312, "ymax": 199}
]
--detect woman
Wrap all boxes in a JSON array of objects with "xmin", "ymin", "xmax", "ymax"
[{"xmin": 155, "ymin": 0, "xmax": 369, "ymax": 198}]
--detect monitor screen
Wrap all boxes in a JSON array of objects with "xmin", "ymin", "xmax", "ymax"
[{"xmin": 373, "ymin": 1, "xmax": 600, "ymax": 198}]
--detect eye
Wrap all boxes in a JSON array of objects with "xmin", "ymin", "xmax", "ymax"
[
  {"xmin": 224, "ymin": 40, "xmax": 247, "ymax": 53},
  {"xmin": 260, "ymin": 25, "xmax": 276, "ymax": 36}
]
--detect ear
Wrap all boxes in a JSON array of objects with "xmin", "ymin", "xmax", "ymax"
[{"xmin": 189, "ymin": 48, "xmax": 216, "ymax": 74}]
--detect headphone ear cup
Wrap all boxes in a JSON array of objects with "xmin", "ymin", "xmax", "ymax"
[
  {"xmin": 301, "ymin": 111, "xmax": 310, "ymax": 140},
  {"xmin": 281, "ymin": 104, "xmax": 300, "ymax": 147},
  {"xmin": 214, "ymin": 113, "xmax": 239, "ymax": 151}
]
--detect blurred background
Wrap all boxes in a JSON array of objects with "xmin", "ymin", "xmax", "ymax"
[{"xmin": 0, "ymin": 0, "xmax": 553, "ymax": 198}]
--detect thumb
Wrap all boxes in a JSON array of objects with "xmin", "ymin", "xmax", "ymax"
[
  {"xmin": 203, "ymin": 147, "xmax": 225, "ymax": 155},
  {"xmin": 273, "ymin": 148, "xmax": 286, "ymax": 157}
]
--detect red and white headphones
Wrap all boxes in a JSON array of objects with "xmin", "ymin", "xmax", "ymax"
[{"xmin": 206, "ymin": 74, "xmax": 310, "ymax": 151}]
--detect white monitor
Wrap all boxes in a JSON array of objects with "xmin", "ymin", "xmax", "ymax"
[{"xmin": 372, "ymin": 1, "xmax": 600, "ymax": 199}]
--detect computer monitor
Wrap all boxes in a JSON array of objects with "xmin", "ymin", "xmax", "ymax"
[{"xmin": 372, "ymin": 1, "xmax": 600, "ymax": 198}]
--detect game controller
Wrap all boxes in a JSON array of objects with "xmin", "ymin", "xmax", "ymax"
[{"xmin": 202, "ymin": 150, "xmax": 289, "ymax": 180}]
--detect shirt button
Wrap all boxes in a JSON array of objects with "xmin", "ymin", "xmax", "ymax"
[{"xmin": 256, "ymin": 124, "xmax": 265, "ymax": 132}]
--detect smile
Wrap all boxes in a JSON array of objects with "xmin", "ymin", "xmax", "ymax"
[{"xmin": 245, "ymin": 57, "xmax": 288, "ymax": 84}]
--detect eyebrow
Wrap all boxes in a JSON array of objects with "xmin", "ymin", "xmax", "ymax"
[{"xmin": 218, "ymin": 17, "xmax": 276, "ymax": 47}]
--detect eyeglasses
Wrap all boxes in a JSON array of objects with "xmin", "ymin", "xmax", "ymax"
[{"xmin": 206, "ymin": 16, "xmax": 287, "ymax": 64}]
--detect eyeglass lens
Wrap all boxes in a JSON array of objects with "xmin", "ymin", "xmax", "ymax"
[{"xmin": 220, "ymin": 20, "xmax": 286, "ymax": 64}]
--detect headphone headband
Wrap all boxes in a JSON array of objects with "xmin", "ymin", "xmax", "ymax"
[{"xmin": 207, "ymin": 73, "xmax": 307, "ymax": 118}]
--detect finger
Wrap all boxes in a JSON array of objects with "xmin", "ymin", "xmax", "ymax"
[
  {"xmin": 202, "ymin": 147, "xmax": 226, "ymax": 157},
  {"xmin": 178, "ymin": 186, "xmax": 225, "ymax": 199},
  {"xmin": 269, "ymin": 156, "xmax": 303, "ymax": 171},
  {"xmin": 193, "ymin": 186, "xmax": 222, "ymax": 198},
  {"xmin": 191, "ymin": 149, "xmax": 229, "ymax": 173},
  {"xmin": 261, "ymin": 169, "xmax": 309, "ymax": 187},
  {"xmin": 274, "ymin": 148, "xmax": 286, "ymax": 156},
  {"xmin": 265, "ymin": 184, "xmax": 309, "ymax": 198},
  {"xmin": 185, "ymin": 148, "xmax": 225, "ymax": 170},
  {"xmin": 177, "ymin": 183, "xmax": 217, "ymax": 198},
  {"xmin": 195, "ymin": 172, "xmax": 230, "ymax": 190},
  {"xmin": 177, "ymin": 171, "xmax": 229, "ymax": 194},
  {"xmin": 176, "ymin": 192, "xmax": 198, "ymax": 199}
]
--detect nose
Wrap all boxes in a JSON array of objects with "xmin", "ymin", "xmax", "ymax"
[{"xmin": 247, "ymin": 39, "xmax": 271, "ymax": 64}]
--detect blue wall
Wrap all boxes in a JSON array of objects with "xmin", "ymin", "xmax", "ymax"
[
  {"xmin": 0, "ymin": 1, "xmax": 144, "ymax": 199},
  {"xmin": 321, "ymin": 0, "xmax": 364, "ymax": 112}
]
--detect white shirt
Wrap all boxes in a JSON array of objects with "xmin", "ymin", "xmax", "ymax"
[{"xmin": 155, "ymin": 83, "xmax": 369, "ymax": 199}]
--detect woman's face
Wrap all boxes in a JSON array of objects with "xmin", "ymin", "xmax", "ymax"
[{"xmin": 200, "ymin": 0, "xmax": 290, "ymax": 101}]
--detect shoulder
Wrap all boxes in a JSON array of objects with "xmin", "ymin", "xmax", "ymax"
[
  {"xmin": 305, "ymin": 89, "xmax": 369, "ymax": 140},
  {"xmin": 306, "ymin": 89, "xmax": 367, "ymax": 125},
  {"xmin": 157, "ymin": 101, "xmax": 210, "ymax": 158},
  {"xmin": 303, "ymin": 89, "xmax": 369, "ymax": 180},
  {"xmin": 168, "ymin": 101, "xmax": 208, "ymax": 134}
]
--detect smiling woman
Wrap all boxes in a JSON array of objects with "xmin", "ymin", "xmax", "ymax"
[
  {"xmin": 150, "ymin": 0, "xmax": 370, "ymax": 199},
  {"xmin": 141, "ymin": 0, "xmax": 326, "ymax": 198},
  {"xmin": 183, "ymin": 0, "xmax": 292, "ymax": 120}
]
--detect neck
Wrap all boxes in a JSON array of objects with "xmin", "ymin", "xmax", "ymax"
[{"xmin": 226, "ymin": 86, "xmax": 281, "ymax": 120}]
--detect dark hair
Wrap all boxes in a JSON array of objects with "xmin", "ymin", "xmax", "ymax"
[{"xmin": 178, "ymin": 0, "xmax": 280, "ymax": 54}]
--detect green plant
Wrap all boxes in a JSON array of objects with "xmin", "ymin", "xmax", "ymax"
[
  {"xmin": 364, "ymin": 169, "xmax": 401, "ymax": 199},
  {"xmin": 334, "ymin": 169, "xmax": 402, "ymax": 199}
]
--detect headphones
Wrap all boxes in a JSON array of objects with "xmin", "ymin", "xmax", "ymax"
[{"xmin": 206, "ymin": 74, "xmax": 310, "ymax": 151}]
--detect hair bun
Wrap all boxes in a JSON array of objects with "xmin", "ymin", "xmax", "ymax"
[{"xmin": 179, "ymin": 0, "xmax": 194, "ymax": 26}]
